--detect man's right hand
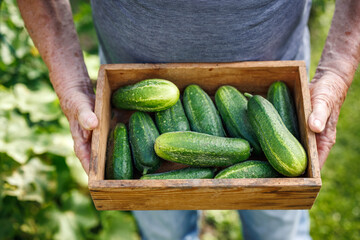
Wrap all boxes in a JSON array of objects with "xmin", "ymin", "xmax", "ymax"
[
  {"xmin": 59, "ymin": 83, "xmax": 98, "ymax": 174},
  {"xmin": 18, "ymin": 0, "xmax": 98, "ymax": 174}
]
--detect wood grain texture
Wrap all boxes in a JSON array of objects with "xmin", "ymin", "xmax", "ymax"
[
  {"xmin": 90, "ymin": 66, "xmax": 111, "ymax": 181},
  {"xmin": 89, "ymin": 61, "xmax": 321, "ymax": 210},
  {"xmin": 298, "ymin": 66, "xmax": 321, "ymax": 178},
  {"xmin": 103, "ymin": 61, "xmax": 302, "ymax": 95},
  {"xmin": 89, "ymin": 178, "xmax": 321, "ymax": 210}
]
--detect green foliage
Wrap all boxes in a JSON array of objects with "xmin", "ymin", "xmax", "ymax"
[
  {"xmin": 0, "ymin": 1, "xmax": 49, "ymax": 88},
  {"xmin": 308, "ymin": 0, "xmax": 335, "ymax": 79},
  {"xmin": 201, "ymin": 211, "xmax": 242, "ymax": 240},
  {"xmin": 0, "ymin": 0, "xmax": 138, "ymax": 239},
  {"xmin": 310, "ymin": 0, "xmax": 335, "ymax": 20}
]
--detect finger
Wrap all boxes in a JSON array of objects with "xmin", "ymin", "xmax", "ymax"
[
  {"xmin": 74, "ymin": 135, "xmax": 91, "ymax": 175},
  {"xmin": 309, "ymin": 74, "xmax": 348, "ymax": 134},
  {"xmin": 69, "ymin": 119, "xmax": 92, "ymax": 175},
  {"xmin": 316, "ymin": 133, "xmax": 334, "ymax": 169},
  {"xmin": 316, "ymin": 113, "xmax": 338, "ymax": 169}
]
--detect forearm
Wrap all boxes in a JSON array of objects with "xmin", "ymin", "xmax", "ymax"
[
  {"xmin": 309, "ymin": 0, "xmax": 360, "ymax": 167},
  {"xmin": 17, "ymin": 0, "xmax": 92, "ymax": 104},
  {"xmin": 18, "ymin": 0, "xmax": 97, "ymax": 171},
  {"xmin": 315, "ymin": 0, "xmax": 360, "ymax": 86}
]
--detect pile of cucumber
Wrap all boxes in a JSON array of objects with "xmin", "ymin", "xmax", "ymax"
[{"xmin": 106, "ymin": 79, "xmax": 307, "ymax": 180}]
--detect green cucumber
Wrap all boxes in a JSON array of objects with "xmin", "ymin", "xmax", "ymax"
[
  {"xmin": 105, "ymin": 126, "xmax": 115, "ymax": 179},
  {"xmin": 129, "ymin": 112, "xmax": 161, "ymax": 174},
  {"xmin": 247, "ymin": 95, "xmax": 307, "ymax": 177},
  {"xmin": 105, "ymin": 123, "xmax": 133, "ymax": 179},
  {"xmin": 141, "ymin": 167, "xmax": 215, "ymax": 180},
  {"xmin": 215, "ymin": 160, "xmax": 280, "ymax": 179},
  {"xmin": 215, "ymin": 86, "xmax": 262, "ymax": 155},
  {"xmin": 267, "ymin": 81, "xmax": 300, "ymax": 139},
  {"xmin": 112, "ymin": 79, "xmax": 180, "ymax": 112},
  {"xmin": 155, "ymin": 99, "xmax": 190, "ymax": 134},
  {"xmin": 154, "ymin": 131, "xmax": 250, "ymax": 167},
  {"xmin": 183, "ymin": 84, "xmax": 225, "ymax": 136}
]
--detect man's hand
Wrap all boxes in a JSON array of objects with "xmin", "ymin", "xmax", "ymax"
[
  {"xmin": 18, "ymin": 0, "xmax": 98, "ymax": 174},
  {"xmin": 58, "ymin": 82, "xmax": 98, "ymax": 174},
  {"xmin": 308, "ymin": 71, "xmax": 348, "ymax": 169},
  {"xmin": 307, "ymin": 0, "xmax": 360, "ymax": 169}
]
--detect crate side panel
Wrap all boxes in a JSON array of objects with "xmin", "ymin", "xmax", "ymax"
[
  {"xmin": 89, "ymin": 178, "xmax": 321, "ymax": 210},
  {"xmin": 90, "ymin": 185, "xmax": 319, "ymax": 210},
  {"xmin": 296, "ymin": 66, "xmax": 320, "ymax": 178},
  {"xmin": 105, "ymin": 63, "xmax": 300, "ymax": 97},
  {"xmin": 90, "ymin": 68, "xmax": 111, "ymax": 181}
]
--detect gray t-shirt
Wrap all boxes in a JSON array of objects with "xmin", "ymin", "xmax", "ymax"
[{"xmin": 91, "ymin": 0, "xmax": 311, "ymax": 68}]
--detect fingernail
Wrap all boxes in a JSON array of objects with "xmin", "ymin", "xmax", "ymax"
[{"xmin": 314, "ymin": 119, "xmax": 322, "ymax": 130}]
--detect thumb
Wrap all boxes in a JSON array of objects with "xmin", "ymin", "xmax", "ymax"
[
  {"xmin": 77, "ymin": 102, "xmax": 99, "ymax": 130},
  {"xmin": 308, "ymin": 72, "xmax": 348, "ymax": 134},
  {"xmin": 308, "ymin": 96, "xmax": 331, "ymax": 133}
]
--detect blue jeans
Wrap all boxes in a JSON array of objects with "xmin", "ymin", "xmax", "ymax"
[{"xmin": 133, "ymin": 210, "xmax": 311, "ymax": 240}]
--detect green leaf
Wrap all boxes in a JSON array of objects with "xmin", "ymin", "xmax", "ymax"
[
  {"xmin": 66, "ymin": 155, "xmax": 88, "ymax": 187},
  {"xmin": 46, "ymin": 133, "xmax": 74, "ymax": 157},
  {"xmin": 0, "ymin": 110, "xmax": 73, "ymax": 162},
  {"xmin": 4, "ymin": 157, "xmax": 55, "ymax": 203},
  {"xmin": 0, "ymin": 86, "xmax": 17, "ymax": 111},
  {"xmin": 46, "ymin": 206, "xmax": 80, "ymax": 240},
  {"xmin": 14, "ymin": 83, "xmax": 61, "ymax": 122},
  {"xmin": 0, "ymin": 111, "xmax": 32, "ymax": 164},
  {"xmin": 5, "ymin": 0, "xmax": 24, "ymax": 28},
  {"xmin": 41, "ymin": 190, "xmax": 99, "ymax": 240},
  {"xmin": 83, "ymin": 51, "xmax": 100, "ymax": 80},
  {"xmin": 62, "ymin": 190, "xmax": 98, "ymax": 229},
  {"xmin": 0, "ymin": 152, "xmax": 20, "ymax": 178},
  {"xmin": 2, "ymin": 110, "xmax": 31, "ymax": 140},
  {"xmin": 1, "ymin": 139, "xmax": 33, "ymax": 164},
  {"xmin": 98, "ymin": 211, "xmax": 140, "ymax": 240}
]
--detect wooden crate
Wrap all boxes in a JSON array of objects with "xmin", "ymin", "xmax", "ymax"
[{"xmin": 89, "ymin": 61, "xmax": 321, "ymax": 211}]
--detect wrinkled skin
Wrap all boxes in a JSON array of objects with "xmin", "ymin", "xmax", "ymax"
[
  {"xmin": 308, "ymin": 71, "xmax": 349, "ymax": 169},
  {"xmin": 17, "ymin": 0, "xmax": 99, "ymax": 174},
  {"xmin": 307, "ymin": 0, "xmax": 360, "ymax": 169},
  {"xmin": 58, "ymin": 83, "xmax": 98, "ymax": 174}
]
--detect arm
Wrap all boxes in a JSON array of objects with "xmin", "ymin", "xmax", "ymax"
[
  {"xmin": 17, "ymin": 0, "xmax": 98, "ymax": 174},
  {"xmin": 309, "ymin": 0, "xmax": 360, "ymax": 168}
]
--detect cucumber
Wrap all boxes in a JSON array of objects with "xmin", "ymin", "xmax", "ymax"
[
  {"xmin": 129, "ymin": 112, "xmax": 161, "ymax": 174},
  {"xmin": 215, "ymin": 86, "xmax": 262, "ymax": 155},
  {"xmin": 155, "ymin": 99, "xmax": 190, "ymax": 134},
  {"xmin": 112, "ymin": 79, "xmax": 180, "ymax": 112},
  {"xmin": 183, "ymin": 84, "xmax": 225, "ymax": 136},
  {"xmin": 246, "ymin": 95, "xmax": 307, "ymax": 177},
  {"xmin": 105, "ymin": 123, "xmax": 133, "ymax": 179},
  {"xmin": 267, "ymin": 81, "xmax": 300, "ymax": 139},
  {"xmin": 105, "ymin": 126, "xmax": 115, "ymax": 179},
  {"xmin": 141, "ymin": 167, "xmax": 215, "ymax": 180},
  {"xmin": 215, "ymin": 160, "xmax": 280, "ymax": 179},
  {"xmin": 154, "ymin": 131, "xmax": 250, "ymax": 167}
]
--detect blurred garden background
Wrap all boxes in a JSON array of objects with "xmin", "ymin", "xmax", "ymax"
[{"xmin": 1, "ymin": 0, "xmax": 359, "ymax": 239}]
